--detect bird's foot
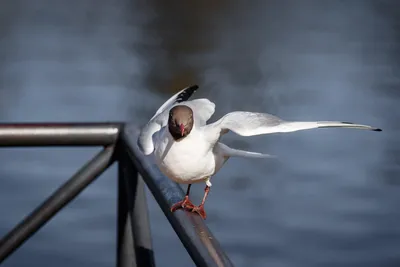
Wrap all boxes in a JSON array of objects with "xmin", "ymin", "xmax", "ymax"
[
  {"xmin": 171, "ymin": 196, "xmax": 195, "ymax": 212},
  {"xmin": 191, "ymin": 204, "xmax": 207, "ymax": 220}
]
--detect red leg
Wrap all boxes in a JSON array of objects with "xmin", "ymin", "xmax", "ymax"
[
  {"xmin": 191, "ymin": 186, "xmax": 210, "ymax": 219},
  {"xmin": 170, "ymin": 184, "xmax": 195, "ymax": 212}
]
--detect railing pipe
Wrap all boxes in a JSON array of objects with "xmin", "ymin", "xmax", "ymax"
[
  {"xmin": 117, "ymin": 152, "xmax": 155, "ymax": 267},
  {"xmin": 117, "ymin": 163, "xmax": 137, "ymax": 267},
  {"xmin": 0, "ymin": 123, "xmax": 121, "ymax": 147},
  {"xmin": 0, "ymin": 145, "xmax": 116, "ymax": 264}
]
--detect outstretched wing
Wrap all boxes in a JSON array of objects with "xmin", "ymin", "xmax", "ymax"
[{"xmin": 209, "ymin": 111, "xmax": 382, "ymax": 138}]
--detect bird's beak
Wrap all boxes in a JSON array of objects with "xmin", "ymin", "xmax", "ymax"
[{"xmin": 179, "ymin": 124, "xmax": 185, "ymax": 136}]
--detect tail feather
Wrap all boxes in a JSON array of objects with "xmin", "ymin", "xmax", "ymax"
[{"xmin": 217, "ymin": 142, "xmax": 275, "ymax": 159}]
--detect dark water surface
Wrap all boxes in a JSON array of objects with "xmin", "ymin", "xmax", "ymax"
[{"xmin": 0, "ymin": 1, "xmax": 399, "ymax": 266}]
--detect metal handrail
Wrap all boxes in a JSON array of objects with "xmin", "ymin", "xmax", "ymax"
[
  {"xmin": 0, "ymin": 123, "xmax": 121, "ymax": 146},
  {"xmin": 0, "ymin": 123, "xmax": 234, "ymax": 267}
]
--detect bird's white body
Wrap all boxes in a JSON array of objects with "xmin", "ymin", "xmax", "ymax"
[
  {"xmin": 154, "ymin": 125, "xmax": 222, "ymax": 185},
  {"xmin": 138, "ymin": 85, "xmax": 381, "ymax": 188}
]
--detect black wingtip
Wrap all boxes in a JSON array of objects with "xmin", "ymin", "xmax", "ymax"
[
  {"xmin": 175, "ymin": 84, "xmax": 199, "ymax": 103},
  {"xmin": 341, "ymin": 122, "xmax": 382, "ymax": 132}
]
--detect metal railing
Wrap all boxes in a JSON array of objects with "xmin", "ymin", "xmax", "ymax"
[{"xmin": 0, "ymin": 123, "xmax": 233, "ymax": 267}]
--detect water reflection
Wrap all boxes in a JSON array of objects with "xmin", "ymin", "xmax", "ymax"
[{"xmin": 0, "ymin": 1, "xmax": 399, "ymax": 267}]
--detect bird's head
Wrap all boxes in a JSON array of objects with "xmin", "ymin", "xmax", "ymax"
[{"xmin": 168, "ymin": 105, "xmax": 194, "ymax": 141}]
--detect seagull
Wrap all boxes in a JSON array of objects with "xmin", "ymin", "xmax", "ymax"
[{"xmin": 138, "ymin": 85, "xmax": 382, "ymax": 219}]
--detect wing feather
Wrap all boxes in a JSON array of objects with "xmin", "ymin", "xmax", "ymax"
[
  {"xmin": 185, "ymin": 99, "xmax": 215, "ymax": 126},
  {"xmin": 211, "ymin": 111, "xmax": 382, "ymax": 137}
]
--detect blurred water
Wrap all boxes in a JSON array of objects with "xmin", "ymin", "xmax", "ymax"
[{"xmin": 0, "ymin": 1, "xmax": 399, "ymax": 266}]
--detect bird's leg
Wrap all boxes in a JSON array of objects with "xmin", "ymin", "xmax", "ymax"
[
  {"xmin": 191, "ymin": 185, "xmax": 211, "ymax": 219},
  {"xmin": 170, "ymin": 184, "xmax": 195, "ymax": 212}
]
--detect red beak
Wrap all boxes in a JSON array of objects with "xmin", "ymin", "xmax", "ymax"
[{"xmin": 179, "ymin": 124, "xmax": 185, "ymax": 136}]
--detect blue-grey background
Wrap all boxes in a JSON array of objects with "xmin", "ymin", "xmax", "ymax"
[{"xmin": 0, "ymin": 1, "xmax": 399, "ymax": 266}]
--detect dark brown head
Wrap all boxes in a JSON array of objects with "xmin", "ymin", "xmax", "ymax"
[{"xmin": 168, "ymin": 105, "xmax": 194, "ymax": 141}]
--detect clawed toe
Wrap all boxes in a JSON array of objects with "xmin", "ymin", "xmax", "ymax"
[
  {"xmin": 170, "ymin": 199, "xmax": 207, "ymax": 219},
  {"xmin": 170, "ymin": 185, "xmax": 209, "ymax": 220},
  {"xmin": 191, "ymin": 205, "xmax": 207, "ymax": 219},
  {"xmin": 170, "ymin": 196, "xmax": 195, "ymax": 212}
]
